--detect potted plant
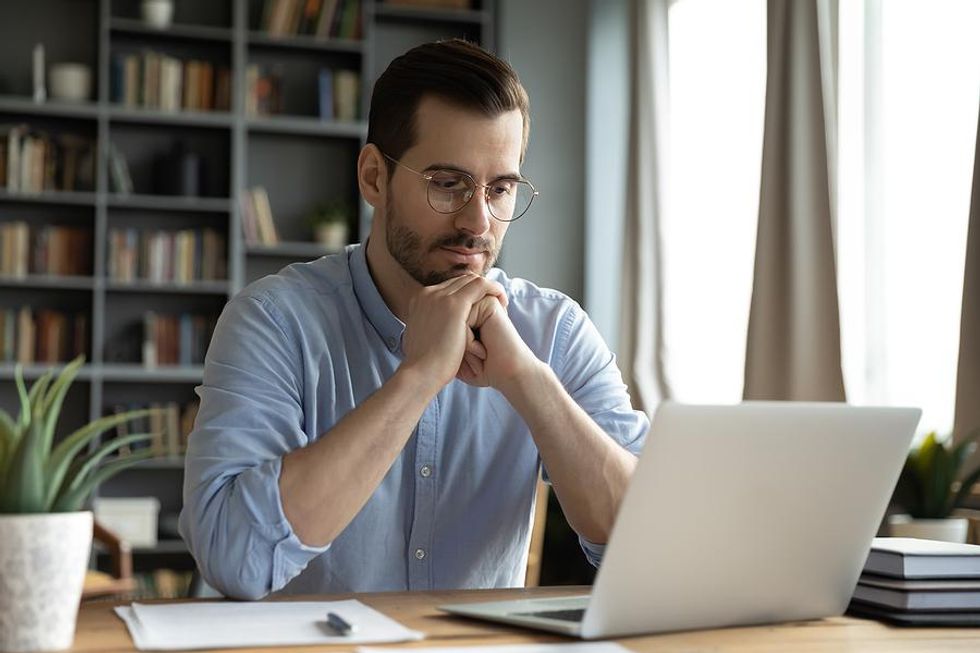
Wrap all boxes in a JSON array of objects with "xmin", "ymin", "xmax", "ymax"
[
  {"xmin": 308, "ymin": 199, "xmax": 351, "ymax": 252},
  {"xmin": 0, "ymin": 357, "xmax": 153, "ymax": 653},
  {"xmin": 889, "ymin": 430, "xmax": 980, "ymax": 543}
]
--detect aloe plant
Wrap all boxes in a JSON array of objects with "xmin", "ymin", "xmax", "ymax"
[
  {"xmin": 893, "ymin": 430, "xmax": 980, "ymax": 519},
  {"xmin": 0, "ymin": 356, "xmax": 154, "ymax": 514}
]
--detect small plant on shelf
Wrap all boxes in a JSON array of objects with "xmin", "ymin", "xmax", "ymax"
[{"xmin": 308, "ymin": 198, "xmax": 352, "ymax": 251}]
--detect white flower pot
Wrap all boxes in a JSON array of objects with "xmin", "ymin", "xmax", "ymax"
[
  {"xmin": 887, "ymin": 514, "xmax": 969, "ymax": 543},
  {"xmin": 315, "ymin": 222, "xmax": 349, "ymax": 251},
  {"xmin": 0, "ymin": 511, "xmax": 93, "ymax": 652},
  {"xmin": 141, "ymin": 0, "xmax": 174, "ymax": 29}
]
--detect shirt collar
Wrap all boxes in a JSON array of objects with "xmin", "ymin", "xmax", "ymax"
[{"xmin": 349, "ymin": 242, "xmax": 406, "ymax": 353}]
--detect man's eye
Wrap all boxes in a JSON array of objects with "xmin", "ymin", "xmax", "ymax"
[
  {"xmin": 431, "ymin": 174, "xmax": 468, "ymax": 191},
  {"xmin": 490, "ymin": 181, "xmax": 516, "ymax": 196}
]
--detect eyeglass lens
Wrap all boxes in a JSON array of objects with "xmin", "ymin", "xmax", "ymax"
[{"xmin": 426, "ymin": 170, "xmax": 535, "ymax": 222}]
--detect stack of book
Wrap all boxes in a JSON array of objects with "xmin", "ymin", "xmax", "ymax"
[
  {"xmin": 848, "ymin": 537, "xmax": 980, "ymax": 626},
  {"xmin": 258, "ymin": 0, "xmax": 362, "ymax": 40},
  {"xmin": 109, "ymin": 51, "xmax": 232, "ymax": 113},
  {"xmin": 107, "ymin": 227, "xmax": 227, "ymax": 284},
  {"xmin": 240, "ymin": 187, "xmax": 279, "ymax": 245},
  {"xmin": 0, "ymin": 222, "xmax": 92, "ymax": 278},
  {"xmin": 0, "ymin": 125, "xmax": 96, "ymax": 193},
  {"xmin": 0, "ymin": 308, "xmax": 88, "ymax": 364},
  {"xmin": 142, "ymin": 311, "xmax": 217, "ymax": 367}
]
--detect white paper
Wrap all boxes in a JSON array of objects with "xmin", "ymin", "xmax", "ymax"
[
  {"xmin": 359, "ymin": 643, "xmax": 632, "ymax": 653},
  {"xmin": 114, "ymin": 599, "xmax": 425, "ymax": 651}
]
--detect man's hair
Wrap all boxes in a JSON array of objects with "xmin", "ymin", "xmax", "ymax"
[{"xmin": 367, "ymin": 39, "xmax": 530, "ymax": 176}]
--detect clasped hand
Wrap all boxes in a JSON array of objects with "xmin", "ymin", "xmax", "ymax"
[{"xmin": 401, "ymin": 273, "xmax": 538, "ymax": 392}]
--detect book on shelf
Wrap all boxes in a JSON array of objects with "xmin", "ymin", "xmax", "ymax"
[
  {"xmin": 142, "ymin": 311, "xmax": 216, "ymax": 367},
  {"xmin": 0, "ymin": 307, "xmax": 87, "ymax": 364},
  {"xmin": 383, "ymin": 0, "xmax": 474, "ymax": 8},
  {"xmin": 862, "ymin": 537, "xmax": 980, "ymax": 579},
  {"xmin": 1, "ymin": 222, "xmax": 93, "ymax": 277},
  {"xmin": 108, "ymin": 143, "xmax": 134, "ymax": 195},
  {"xmin": 0, "ymin": 125, "xmax": 96, "ymax": 194},
  {"xmin": 111, "ymin": 400, "xmax": 200, "ymax": 459},
  {"xmin": 240, "ymin": 187, "xmax": 280, "ymax": 246},
  {"xmin": 108, "ymin": 227, "xmax": 227, "ymax": 284},
  {"xmin": 259, "ymin": 0, "xmax": 362, "ymax": 40},
  {"xmin": 245, "ymin": 64, "xmax": 285, "ymax": 116},
  {"xmin": 316, "ymin": 68, "xmax": 360, "ymax": 121},
  {"xmin": 110, "ymin": 51, "xmax": 231, "ymax": 113}
]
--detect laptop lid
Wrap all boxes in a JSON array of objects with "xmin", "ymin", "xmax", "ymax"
[{"xmin": 577, "ymin": 401, "xmax": 919, "ymax": 638}]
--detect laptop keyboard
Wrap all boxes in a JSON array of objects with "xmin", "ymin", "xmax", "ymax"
[{"xmin": 514, "ymin": 608, "xmax": 586, "ymax": 623}]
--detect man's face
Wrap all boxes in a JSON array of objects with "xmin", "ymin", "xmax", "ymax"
[{"xmin": 383, "ymin": 96, "xmax": 525, "ymax": 286}]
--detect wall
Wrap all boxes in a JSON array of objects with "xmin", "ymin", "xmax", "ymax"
[{"xmin": 497, "ymin": 0, "xmax": 589, "ymax": 303}]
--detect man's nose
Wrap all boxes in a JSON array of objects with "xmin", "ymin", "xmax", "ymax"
[{"xmin": 453, "ymin": 189, "xmax": 493, "ymax": 236}]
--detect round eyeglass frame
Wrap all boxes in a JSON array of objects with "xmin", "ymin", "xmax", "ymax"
[{"xmin": 382, "ymin": 153, "xmax": 539, "ymax": 223}]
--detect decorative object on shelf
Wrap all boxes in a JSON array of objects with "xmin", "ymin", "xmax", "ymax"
[
  {"xmin": 0, "ymin": 357, "xmax": 152, "ymax": 652},
  {"xmin": 309, "ymin": 199, "xmax": 351, "ymax": 250},
  {"xmin": 141, "ymin": 0, "xmax": 174, "ymax": 29},
  {"xmin": 890, "ymin": 430, "xmax": 980, "ymax": 543},
  {"xmin": 48, "ymin": 63, "xmax": 92, "ymax": 103},
  {"xmin": 32, "ymin": 44, "xmax": 45, "ymax": 103}
]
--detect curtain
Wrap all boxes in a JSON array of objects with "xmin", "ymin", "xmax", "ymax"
[
  {"xmin": 619, "ymin": 0, "xmax": 672, "ymax": 413},
  {"xmin": 954, "ymin": 105, "xmax": 980, "ymax": 465},
  {"xmin": 743, "ymin": 0, "xmax": 846, "ymax": 401}
]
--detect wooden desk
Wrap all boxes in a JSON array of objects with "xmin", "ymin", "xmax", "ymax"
[{"xmin": 73, "ymin": 586, "xmax": 980, "ymax": 652}]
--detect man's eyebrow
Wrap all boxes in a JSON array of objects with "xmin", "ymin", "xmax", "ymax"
[{"xmin": 422, "ymin": 162, "xmax": 523, "ymax": 181}]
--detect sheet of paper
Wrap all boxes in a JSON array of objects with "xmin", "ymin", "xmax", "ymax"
[
  {"xmin": 359, "ymin": 643, "xmax": 632, "ymax": 653},
  {"xmin": 114, "ymin": 598, "xmax": 424, "ymax": 651}
]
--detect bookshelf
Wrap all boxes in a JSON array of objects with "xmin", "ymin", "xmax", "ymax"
[{"xmin": 0, "ymin": 0, "xmax": 496, "ymax": 594}]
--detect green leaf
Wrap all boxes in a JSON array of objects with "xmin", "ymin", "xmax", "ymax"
[
  {"xmin": 43, "ymin": 409, "xmax": 151, "ymax": 509},
  {"xmin": 57, "ymin": 433, "xmax": 154, "ymax": 505},
  {"xmin": 0, "ymin": 410, "xmax": 17, "ymax": 480},
  {"xmin": 51, "ymin": 450, "xmax": 155, "ymax": 513},
  {"xmin": 26, "ymin": 370, "xmax": 53, "ymax": 412},
  {"xmin": 38, "ymin": 356, "xmax": 84, "ymax": 464},
  {"xmin": 0, "ymin": 418, "xmax": 46, "ymax": 513},
  {"xmin": 14, "ymin": 365, "xmax": 30, "ymax": 429}
]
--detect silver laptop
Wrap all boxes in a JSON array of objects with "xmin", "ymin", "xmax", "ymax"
[{"xmin": 440, "ymin": 401, "xmax": 920, "ymax": 639}]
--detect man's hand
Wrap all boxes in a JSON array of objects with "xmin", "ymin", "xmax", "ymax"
[
  {"xmin": 456, "ymin": 294, "xmax": 541, "ymax": 391},
  {"xmin": 401, "ymin": 273, "xmax": 507, "ymax": 394}
]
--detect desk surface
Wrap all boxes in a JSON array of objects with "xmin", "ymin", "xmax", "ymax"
[{"xmin": 74, "ymin": 586, "xmax": 980, "ymax": 652}]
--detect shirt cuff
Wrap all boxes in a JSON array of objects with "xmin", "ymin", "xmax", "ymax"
[{"xmin": 578, "ymin": 534, "xmax": 606, "ymax": 568}]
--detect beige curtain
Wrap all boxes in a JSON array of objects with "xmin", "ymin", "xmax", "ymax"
[
  {"xmin": 619, "ymin": 0, "xmax": 671, "ymax": 413},
  {"xmin": 743, "ymin": 0, "xmax": 846, "ymax": 401},
  {"xmin": 954, "ymin": 106, "xmax": 980, "ymax": 463}
]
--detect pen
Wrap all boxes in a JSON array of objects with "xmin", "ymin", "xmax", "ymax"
[{"xmin": 326, "ymin": 611, "xmax": 357, "ymax": 636}]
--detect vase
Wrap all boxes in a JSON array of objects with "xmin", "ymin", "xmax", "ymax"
[
  {"xmin": 887, "ymin": 514, "xmax": 969, "ymax": 543},
  {"xmin": 315, "ymin": 222, "xmax": 349, "ymax": 251},
  {"xmin": 141, "ymin": 0, "xmax": 174, "ymax": 29},
  {"xmin": 0, "ymin": 512, "xmax": 93, "ymax": 652}
]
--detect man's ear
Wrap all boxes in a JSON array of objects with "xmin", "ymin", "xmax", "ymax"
[{"xmin": 358, "ymin": 144, "xmax": 387, "ymax": 209}]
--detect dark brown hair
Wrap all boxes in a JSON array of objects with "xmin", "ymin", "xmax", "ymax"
[{"xmin": 367, "ymin": 39, "xmax": 530, "ymax": 176}]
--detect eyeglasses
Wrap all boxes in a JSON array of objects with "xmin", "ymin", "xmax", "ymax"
[{"xmin": 383, "ymin": 153, "xmax": 539, "ymax": 223}]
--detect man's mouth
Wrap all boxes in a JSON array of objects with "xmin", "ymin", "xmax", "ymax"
[{"xmin": 440, "ymin": 247, "xmax": 487, "ymax": 264}]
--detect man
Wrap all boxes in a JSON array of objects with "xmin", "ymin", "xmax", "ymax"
[{"xmin": 179, "ymin": 39, "xmax": 647, "ymax": 600}]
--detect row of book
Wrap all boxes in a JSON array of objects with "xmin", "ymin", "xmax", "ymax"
[
  {"xmin": 143, "ymin": 312, "xmax": 217, "ymax": 367},
  {"xmin": 244, "ymin": 64, "xmax": 359, "ymax": 120},
  {"xmin": 0, "ymin": 308, "xmax": 87, "ymax": 365},
  {"xmin": 110, "ymin": 51, "xmax": 232, "ymax": 113},
  {"xmin": 0, "ymin": 125, "xmax": 96, "ymax": 193},
  {"xmin": 240, "ymin": 187, "xmax": 279, "ymax": 245},
  {"xmin": 848, "ymin": 537, "xmax": 980, "ymax": 625},
  {"xmin": 0, "ymin": 222, "xmax": 92, "ymax": 278},
  {"xmin": 113, "ymin": 400, "xmax": 200, "ymax": 459},
  {"xmin": 259, "ymin": 0, "xmax": 362, "ymax": 40},
  {"xmin": 107, "ymin": 228, "xmax": 227, "ymax": 284}
]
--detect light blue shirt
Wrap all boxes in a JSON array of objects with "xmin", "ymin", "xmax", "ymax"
[{"xmin": 179, "ymin": 243, "xmax": 648, "ymax": 600}]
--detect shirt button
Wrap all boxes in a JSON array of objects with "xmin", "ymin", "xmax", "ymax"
[
  {"xmin": 419, "ymin": 464, "xmax": 432, "ymax": 478},
  {"xmin": 414, "ymin": 547, "xmax": 426, "ymax": 560},
  {"xmin": 386, "ymin": 337, "xmax": 397, "ymax": 349}
]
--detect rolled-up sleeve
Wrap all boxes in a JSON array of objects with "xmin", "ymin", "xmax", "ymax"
[
  {"xmin": 178, "ymin": 293, "xmax": 327, "ymax": 600},
  {"xmin": 552, "ymin": 301, "xmax": 649, "ymax": 566}
]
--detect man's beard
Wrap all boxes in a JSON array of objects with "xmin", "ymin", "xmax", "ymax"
[{"xmin": 385, "ymin": 194, "xmax": 500, "ymax": 286}]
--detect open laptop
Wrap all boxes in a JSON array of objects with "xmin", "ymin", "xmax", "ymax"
[{"xmin": 440, "ymin": 401, "xmax": 920, "ymax": 639}]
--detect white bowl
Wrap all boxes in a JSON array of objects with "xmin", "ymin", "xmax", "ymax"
[{"xmin": 49, "ymin": 63, "xmax": 92, "ymax": 102}]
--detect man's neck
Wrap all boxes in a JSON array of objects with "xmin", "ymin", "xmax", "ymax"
[{"xmin": 364, "ymin": 236, "xmax": 418, "ymax": 323}]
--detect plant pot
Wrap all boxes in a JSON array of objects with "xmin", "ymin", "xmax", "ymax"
[
  {"xmin": 0, "ymin": 511, "xmax": 93, "ymax": 652},
  {"xmin": 887, "ymin": 514, "xmax": 969, "ymax": 543},
  {"xmin": 315, "ymin": 222, "xmax": 349, "ymax": 251}
]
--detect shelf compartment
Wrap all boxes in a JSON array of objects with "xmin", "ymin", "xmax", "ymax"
[
  {"xmin": 107, "ymin": 193, "xmax": 233, "ymax": 213},
  {"xmin": 246, "ymin": 241, "xmax": 337, "ymax": 258},
  {"xmin": 0, "ymin": 275, "xmax": 95, "ymax": 290},
  {"xmin": 108, "ymin": 106, "xmax": 233, "ymax": 128},
  {"xmin": 105, "ymin": 280, "xmax": 230, "ymax": 295},
  {"xmin": 247, "ymin": 115, "xmax": 366, "ymax": 138},
  {"xmin": 109, "ymin": 18, "xmax": 234, "ymax": 43},
  {"xmin": 0, "ymin": 95, "xmax": 100, "ymax": 120},
  {"xmin": 247, "ymin": 31, "xmax": 365, "ymax": 54}
]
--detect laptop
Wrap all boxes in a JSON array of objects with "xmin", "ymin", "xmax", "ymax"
[{"xmin": 440, "ymin": 401, "xmax": 920, "ymax": 639}]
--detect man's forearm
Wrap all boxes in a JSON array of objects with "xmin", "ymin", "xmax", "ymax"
[
  {"xmin": 279, "ymin": 366, "xmax": 437, "ymax": 547},
  {"xmin": 500, "ymin": 363, "xmax": 637, "ymax": 544}
]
